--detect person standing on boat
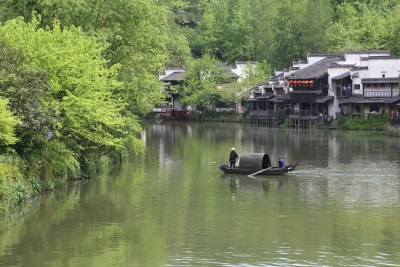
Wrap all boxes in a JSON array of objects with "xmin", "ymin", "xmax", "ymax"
[
  {"xmin": 278, "ymin": 156, "xmax": 285, "ymax": 168},
  {"xmin": 229, "ymin": 148, "xmax": 239, "ymax": 168}
]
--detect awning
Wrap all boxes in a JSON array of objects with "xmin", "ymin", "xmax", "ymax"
[
  {"xmin": 331, "ymin": 72, "xmax": 350, "ymax": 80},
  {"xmin": 268, "ymin": 95, "xmax": 290, "ymax": 103},
  {"xmin": 339, "ymin": 96, "xmax": 391, "ymax": 105},
  {"xmin": 339, "ymin": 96, "xmax": 362, "ymax": 105},
  {"xmin": 362, "ymin": 78, "xmax": 399, "ymax": 84},
  {"xmin": 316, "ymin": 95, "xmax": 334, "ymax": 103},
  {"xmin": 386, "ymin": 96, "xmax": 400, "ymax": 104},
  {"xmin": 256, "ymin": 94, "xmax": 275, "ymax": 99}
]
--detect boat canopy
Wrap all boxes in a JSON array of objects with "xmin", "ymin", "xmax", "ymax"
[{"xmin": 238, "ymin": 153, "xmax": 272, "ymax": 170}]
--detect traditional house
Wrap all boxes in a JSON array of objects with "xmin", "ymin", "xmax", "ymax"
[
  {"xmin": 157, "ymin": 68, "xmax": 186, "ymax": 112},
  {"xmin": 157, "ymin": 61, "xmax": 251, "ymax": 114},
  {"xmin": 251, "ymin": 51, "xmax": 400, "ymax": 127},
  {"xmin": 286, "ymin": 55, "xmax": 340, "ymax": 127},
  {"xmin": 332, "ymin": 52, "xmax": 400, "ymax": 119}
]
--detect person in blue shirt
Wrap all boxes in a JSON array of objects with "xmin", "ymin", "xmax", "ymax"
[{"xmin": 278, "ymin": 156, "xmax": 285, "ymax": 168}]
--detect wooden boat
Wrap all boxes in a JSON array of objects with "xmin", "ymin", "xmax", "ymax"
[
  {"xmin": 218, "ymin": 153, "xmax": 298, "ymax": 175},
  {"xmin": 160, "ymin": 109, "xmax": 189, "ymax": 120}
]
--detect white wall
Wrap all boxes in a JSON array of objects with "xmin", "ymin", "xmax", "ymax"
[
  {"xmin": 231, "ymin": 61, "xmax": 256, "ymax": 82},
  {"xmin": 362, "ymin": 58, "xmax": 400, "ymax": 78}
]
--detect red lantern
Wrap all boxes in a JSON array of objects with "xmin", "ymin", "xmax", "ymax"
[{"xmin": 309, "ymin": 80, "xmax": 315, "ymax": 85}]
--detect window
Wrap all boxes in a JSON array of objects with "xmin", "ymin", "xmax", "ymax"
[
  {"xmin": 370, "ymin": 104, "xmax": 379, "ymax": 112},
  {"xmin": 354, "ymin": 84, "xmax": 361, "ymax": 89}
]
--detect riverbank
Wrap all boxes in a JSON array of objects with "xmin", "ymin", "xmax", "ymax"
[
  {"xmin": 0, "ymin": 152, "xmax": 112, "ymax": 215},
  {"xmin": 186, "ymin": 111, "xmax": 390, "ymax": 131}
]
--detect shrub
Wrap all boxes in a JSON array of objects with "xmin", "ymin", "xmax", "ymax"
[{"xmin": 337, "ymin": 114, "xmax": 389, "ymax": 130}]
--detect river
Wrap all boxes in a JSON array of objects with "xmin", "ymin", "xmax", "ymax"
[{"xmin": 1, "ymin": 121, "xmax": 400, "ymax": 267}]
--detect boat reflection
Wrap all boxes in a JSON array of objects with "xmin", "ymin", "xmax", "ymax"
[{"xmin": 220, "ymin": 174, "xmax": 289, "ymax": 194}]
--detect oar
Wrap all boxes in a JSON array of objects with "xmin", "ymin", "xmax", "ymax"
[{"xmin": 248, "ymin": 167, "xmax": 272, "ymax": 177}]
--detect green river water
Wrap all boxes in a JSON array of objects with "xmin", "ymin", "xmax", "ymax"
[{"xmin": 1, "ymin": 121, "xmax": 400, "ymax": 267}]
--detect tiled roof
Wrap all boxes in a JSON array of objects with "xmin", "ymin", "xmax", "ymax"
[
  {"xmin": 352, "ymin": 66, "xmax": 368, "ymax": 70},
  {"xmin": 331, "ymin": 72, "xmax": 351, "ymax": 80},
  {"xmin": 160, "ymin": 72, "xmax": 185, "ymax": 82},
  {"xmin": 288, "ymin": 57, "xmax": 342, "ymax": 80},
  {"xmin": 316, "ymin": 96, "xmax": 334, "ymax": 103},
  {"xmin": 308, "ymin": 53, "xmax": 344, "ymax": 58},
  {"xmin": 386, "ymin": 96, "xmax": 400, "ymax": 104},
  {"xmin": 344, "ymin": 50, "xmax": 390, "ymax": 54},
  {"xmin": 362, "ymin": 78, "xmax": 399, "ymax": 83},
  {"xmin": 339, "ymin": 96, "xmax": 392, "ymax": 105},
  {"xmin": 361, "ymin": 56, "xmax": 400, "ymax": 60}
]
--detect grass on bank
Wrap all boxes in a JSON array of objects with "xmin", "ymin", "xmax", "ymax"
[{"xmin": 336, "ymin": 114, "xmax": 389, "ymax": 130}]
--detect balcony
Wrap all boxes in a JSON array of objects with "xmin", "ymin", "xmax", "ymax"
[{"xmin": 364, "ymin": 90, "xmax": 398, "ymax": 98}]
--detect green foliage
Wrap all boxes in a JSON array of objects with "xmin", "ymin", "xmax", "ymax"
[
  {"xmin": 187, "ymin": 110, "xmax": 242, "ymax": 122},
  {"xmin": 324, "ymin": 2, "xmax": 387, "ymax": 52},
  {"xmin": 0, "ymin": 41, "xmax": 57, "ymax": 155},
  {"xmin": 0, "ymin": 153, "xmax": 28, "ymax": 214},
  {"xmin": 0, "ymin": 0, "xmax": 179, "ymax": 116},
  {"xmin": 337, "ymin": 114, "xmax": 389, "ymax": 130},
  {"xmin": 24, "ymin": 140, "xmax": 79, "ymax": 190},
  {"xmin": 0, "ymin": 17, "xmax": 143, "ymax": 155},
  {"xmin": 179, "ymin": 54, "xmax": 233, "ymax": 109},
  {"xmin": 275, "ymin": 109, "xmax": 286, "ymax": 125},
  {"xmin": 0, "ymin": 97, "xmax": 20, "ymax": 148},
  {"xmin": 239, "ymin": 61, "xmax": 271, "ymax": 96},
  {"xmin": 384, "ymin": 5, "xmax": 400, "ymax": 55}
]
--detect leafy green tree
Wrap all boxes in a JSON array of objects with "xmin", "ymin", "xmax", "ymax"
[
  {"xmin": 0, "ymin": 0, "xmax": 178, "ymax": 116},
  {"xmin": 240, "ymin": 61, "xmax": 271, "ymax": 93},
  {"xmin": 195, "ymin": 0, "xmax": 257, "ymax": 62},
  {"xmin": 383, "ymin": 4, "xmax": 400, "ymax": 55},
  {"xmin": 269, "ymin": 0, "xmax": 307, "ymax": 67},
  {"xmin": 0, "ymin": 97, "xmax": 20, "ymax": 149},
  {"xmin": 299, "ymin": 0, "xmax": 333, "ymax": 53},
  {"xmin": 0, "ymin": 41, "xmax": 57, "ymax": 152},
  {"xmin": 0, "ymin": 17, "xmax": 142, "ymax": 156},
  {"xmin": 324, "ymin": 2, "xmax": 387, "ymax": 52},
  {"xmin": 178, "ymin": 55, "xmax": 232, "ymax": 109}
]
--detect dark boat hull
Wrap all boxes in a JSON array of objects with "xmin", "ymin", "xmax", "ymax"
[
  {"xmin": 219, "ymin": 161, "xmax": 298, "ymax": 175},
  {"xmin": 160, "ymin": 110, "xmax": 189, "ymax": 120}
]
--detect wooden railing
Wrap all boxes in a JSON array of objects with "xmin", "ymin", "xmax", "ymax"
[
  {"xmin": 289, "ymin": 110, "xmax": 319, "ymax": 117},
  {"xmin": 248, "ymin": 110, "xmax": 276, "ymax": 117},
  {"xmin": 364, "ymin": 90, "xmax": 398, "ymax": 98}
]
